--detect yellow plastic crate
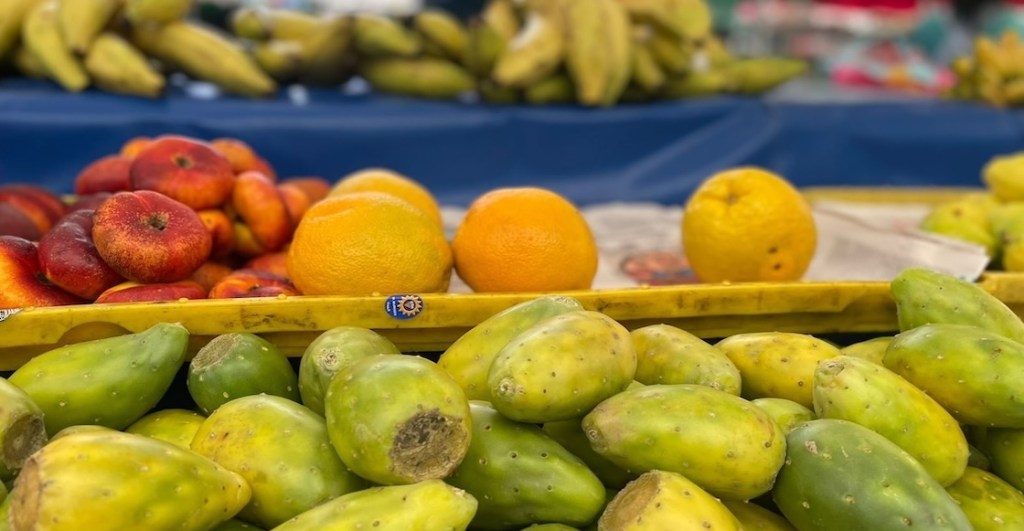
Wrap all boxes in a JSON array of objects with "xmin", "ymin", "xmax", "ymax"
[{"xmin": 4, "ymin": 272, "xmax": 1024, "ymax": 371}]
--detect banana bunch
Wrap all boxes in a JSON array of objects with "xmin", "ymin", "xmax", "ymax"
[
  {"xmin": 947, "ymin": 31, "xmax": 1024, "ymax": 108},
  {"xmin": 0, "ymin": 0, "xmax": 277, "ymax": 99}
]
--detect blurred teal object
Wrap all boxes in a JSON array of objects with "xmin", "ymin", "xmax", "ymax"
[
  {"xmin": 982, "ymin": 5, "xmax": 1024, "ymax": 39},
  {"xmin": 908, "ymin": 3, "xmax": 955, "ymax": 58}
]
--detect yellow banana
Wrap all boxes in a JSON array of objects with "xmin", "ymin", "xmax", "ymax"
[
  {"xmin": 600, "ymin": 0, "xmax": 634, "ymax": 105},
  {"xmin": 492, "ymin": 10, "xmax": 565, "ymax": 87},
  {"xmin": 133, "ymin": 21, "xmax": 276, "ymax": 98},
  {"xmin": 463, "ymin": 18, "xmax": 506, "ymax": 77},
  {"xmin": 422, "ymin": 39, "xmax": 449, "ymax": 58},
  {"xmin": 631, "ymin": 37, "xmax": 666, "ymax": 92},
  {"xmin": 662, "ymin": 68, "xmax": 731, "ymax": 98},
  {"xmin": 524, "ymin": 72, "xmax": 575, "ymax": 104},
  {"xmin": 12, "ymin": 46, "xmax": 48, "ymax": 79},
  {"xmin": 482, "ymin": 0, "xmax": 521, "ymax": 41},
  {"xmin": 297, "ymin": 16, "xmax": 354, "ymax": 87},
  {"xmin": 616, "ymin": 0, "xmax": 712, "ymax": 41},
  {"xmin": 414, "ymin": 8, "xmax": 469, "ymax": 63},
  {"xmin": 22, "ymin": 1, "xmax": 90, "ymax": 92},
  {"xmin": 564, "ymin": 0, "xmax": 623, "ymax": 105},
  {"xmin": 252, "ymin": 40, "xmax": 304, "ymax": 83},
  {"xmin": 352, "ymin": 14, "xmax": 422, "ymax": 57},
  {"xmin": 359, "ymin": 57, "xmax": 475, "ymax": 99},
  {"xmin": 85, "ymin": 32, "xmax": 164, "ymax": 98},
  {"xmin": 704, "ymin": 34, "xmax": 732, "ymax": 67},
  {"xmin": 124, "ymin": 0, "xmax": 192, "ymax": 25},
  {"xmin": 648, "ymin": 26, "xmax": 690, "ymax": 75},
  {"xmin": 229, "ymin": 7, "xmax": 271, "ymax": 41},
  {"xmin": 975, "ymin": 36, "xmax": 1012, "ymax": 79},
  {"xmin": 58, "ymin": 0, "xmax": 121, "ymax": 55},
  {"xmin": 0, "ymin": 0, "xmax": 41, "ymax": 62},
  {"xmin": 725, "ymin": 57, "xmax": 807, "ymax": 94}
]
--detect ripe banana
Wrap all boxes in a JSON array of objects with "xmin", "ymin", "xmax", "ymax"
[
  {"xmin": 704, "ymin": 34, "xmax": 732, "ymax": 67},
  {"xmin": 58, "ymin": 0, "xmax": 121, "ymax": 55},
  {"xmin": 482, "ymin": 0, "xmax": 521, "ymax": 41},
  {"xmin": 133, "ymin": 21, "xmax": 276, "ymax": 98},
  {"xmin": 22, "ymin": 1, "xmax": 90, "ymax": 92},
  {"xmin": 478, "ymin": 80, "xmax": 520, "ymax": 103},
  {"xmin": 492, "ymin": 10, "xmax": 564, "ymax": 88},
  {"xmin": 124, "ymin": 0, "xmax": 193, "ymax": 25},
  {"xmin": 359, "ymin": 57, "xmax": 475, "ymax": 99},
  {"xmin": 463, "ymin": 18, "xmax": 506, "ymax": 77},
  {"xmin": 631, "ymin": 38, "xmax": 666, "ymax": 92},
  {"xmin": 616, "ymin": 0, "xmax": 712, "ymax": 41},
  {"xmin": 352, "ymin": 14, "xmax": 421, "ymax": 57},
  {"xmin": 648, "ymin": 26, "xmax": 691, "ymax": 75},
  {"xmin": 524, "ymin": 72, "xmax": 574, "ymax": 104},
  {"xmin": 564, "ymin": 0, "xmax": 631, "ymax": 106},
  {"xmin": 12, "ymin": 46, "xmax": 48, "ymax": 79},
  {"xmin": 251, "ymin": 40, "xmax": 304, "ymax": 83},
  {"xmin": 85, "ymin": 32, "xmax": 165, "ymax": 98},
  {"xmin": 414, "ymin": 9, "xmax": 469, "ymax": 63},
  {"xmin": 600, "ymin": 0, "xmax": 634, "ymax": 105},
  {"xmin": 726, "ymin": 57, "xmax": 807, "ymax": 94},
  {"xmin": 662, "ymin": 69, "xmax": 730, "ymax": 98},
  {"xmin": 0, "ymin": 0, "xmax": 41, "ymax": 62},
  {"xmin": 230, "ymin": 7, "xmax": 271, "ymax": 41},
  {"xmin": 297, "ymin": 16, "xmax": 354, "ymax": 87}
]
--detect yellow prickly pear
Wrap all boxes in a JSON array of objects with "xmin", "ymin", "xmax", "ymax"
[
  {"xmin": 751, "ymin": 397, "xmax": 814, "ymax": 435},
  {"xmin": 715, "ymin": 332, "xmax": 840, "ymax": 408},
  {"xmin": 946, "ymin": 466, "xmax": 1024, "ymax": 530},
  {"xmin": 631, "ymin": 323, "xmax": 741, "ymax": 395},
  {"xmin": 125, "ymin": 409, "xmax": 205, "ymax": 450},
  {"xmin": 840, "ymin": 336, "xmax": 892, "ymax": 365},
  {"xmin": 721, "ymin": 500, "xmax": 796, "ymax": 530},
  {"xmin": 599, "ymin": 470, "xmax": 742, "ymax": 530}
]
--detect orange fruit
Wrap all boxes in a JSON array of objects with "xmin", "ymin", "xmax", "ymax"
[
  {"xmin": 451, "ymin": 187, "xmax": 598, "ymax": 292},
  {"xmin": 329, "ymin": 168, "xmax": 443, "ymax": 227},
  {"xmin": 287, "ymin": 191, "xmax": 452, "ymax": 296},
  {"xmin": 682, "ymin": 167, "xmax": 817, "ymax": 283}
]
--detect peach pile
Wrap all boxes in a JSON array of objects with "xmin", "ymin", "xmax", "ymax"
[{"xmin": 0, "ymin": 135, "xmax": 331, "ymax": 310}]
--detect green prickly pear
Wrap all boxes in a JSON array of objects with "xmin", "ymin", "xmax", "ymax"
[
  {"xmin": 598, "ymin": 470, "xmax": 742, "ymax": 530},
  {"xmin": 968, "ymin": 444, "xmax": 992, "ymax": 470},
  {"xmin": 890, "ymin": 267, "xmax": 1024, "ymax": 341},
  {"xmin": 522, "ymin": 524, "xmax": 579, "ymax": 530},
  {"xmin": 715, "ymin": 332, "xmax": 840, "ymax": 408},
  {"xmin": 773, "ymin": 418, "xmax": 971, "ymax": 530},
  {"xmin": 9, "ymin": 429, "xmax": 251, "ymax": 531},
  {"xmin": 125, "ymin": 408, "xmax": 206, "ymax": 450},
  {"xmin": 583, "ymin": 384, "xmax": 786, "ymax": 500},
  {"xmin": 0, "ymin": 378, "xmax": 46, "ymax": 481},
  {"xmin": 325, "ymin": 354, "xmax": 472, "ymax": 485},
  {"xmin": 946, "ymin": 466, "xmax": 1024, "ymax": 530},
  {"xmin": 7, "ymin": 322, "xmax": 189, "ymax": 435},
  {"xmin": 980, "ymin": 428, "xmax": 1024, "ymax": 492},
  {"xmin": 190, "ymin": 394, "xmax": 367, "ymax": 528},
  {"xmin": 438, "ymin": 295, "xmax": 584, "ymax": 400},
  {"xmin": 840, "ymin": 336, "xmax": 892, "ymax": 365},
  {"xmin": 210, "ymin": 519, "xmax": 264, "ymax": 531},
  {"xmin": 488, "ymin": 310, "xmax": 636, "ymax": 423},
  {"xmin": 298, "ymin": 326, "xmax": 401, "ymax": 416},
  {"xmin": 0, "ymin": 491, "xmax": 9, "ymax": 531},
  {"xmin": 751, "ymin": 397, "xmax": 815, "ymax": 435},
  {"xmin": 0, "ymin": 480, "xmax": 6, "ymax": 505},
  {"xmin": 272, "ymin": 479, "xmax": 478, "ymax": 531},
  {"xmin": 721, "ymin": 500, "xmax": 796, "ymax": 530},
  {"xmin": 541, "ymin": 418, "xmax": 637, "ymax": 489},
  {"xmin": 884, "ymin": 323, "xmax": 1024, "ymax": 427},
  {"xmin": 187, "ymin": 332, "xmax": 300, "ymax": 415},
  {"xmin": 446, "ymin": 401, "xmax": 606, "ymax": 530},
  {"xmin": 630, "ymin": 323, "xmax": 742, "ymax": 395},
  {"xmin": 814, "ymin": 355, "xmax": 969, "ymax": 486},
  {"xmin": 49, "ymin": 424, "xmax": 112, "ymax": 441}
]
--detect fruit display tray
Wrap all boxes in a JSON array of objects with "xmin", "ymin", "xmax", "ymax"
[{"xmin": 5, "ymin": 272, "xmax": 1024, "ymax": 371}]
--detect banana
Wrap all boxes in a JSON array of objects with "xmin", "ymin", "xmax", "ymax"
[
  {"xmin": 133, "ymin": 21, "xmax": 276, "ymax": 98},
  {"xmin": 297, "ymin": 16, "xmax": 354, "ymax": 87},
  {"xmin": 975, "ymin": 36, "xmax": 1012, "ymax": 79},
  {"xmin": 1005, "ymin": 77, "xmax": 1024, "ymax": 106},
  {"xmin": 662, "ymin": 68, "xmax": 731, "ymax": 98},
  {"xmin": 85, "ymin": 32, "xmax": 164, "ymax": 97},
  {"xmin": 414, "ymin": 8, "xmax": 468, "ymax": 63},
  {"xmin": 12, "ymin": 46, "xmax": 48, "ymax": 79},
  {"xmin": 482, "ymin": 0, "xmax": 521, "ymax": 41},
  {"xmin": 422, "ymin": 39, "xmax": 449, "ymax": 58},
  {"xmin": 564, "ymin": 0, "xmax": 629, "ymax": 106},
  {"xmin": 478, "ymin": 79, "xmax": 521, "ymax": 103},
  {"xmin": 124, "ymin": 0, "xmax": 192, "ymax": 25},
  {"xmin": 352, "ymin": 14, "xmax": 421, "ymax": 57},
  {"xmin": 704, "ymin": 34, "xmax": 732, "ymax": 67},
  {"xmin": 725, "ymin": 57, "xmax": 807, "ymax": 94},
  {"xmin": 230, "ymin": 7, "xmax": 271, "ymax": 41},
  {"xmin": 630, "ymin": 37, "xmax": 666, "ymax": 92},
  {"xmin": 252, "ymin": 40, "xmax": 304, "ymax": 83},
  {"xmin": 22, "ymin": 1, "xmax": 90, "ymax": 92},
  {"xmin": 648, "ymin": 26, "xmax": 691, "ymax": 75},
  {"xmin": 524, "ymin": 71, "xmax": 575, "ymax": 104},
  {"xmin": 615, "ymin": 0, "xmax": 712, "ymax": 41},
  {"xmin": 58, "ymin": 0, "xmax": 121, "ymax": 55},
  {"xmin": 0, "ymin": 0, "xmax": 41, "ymax": 62},
  {"xmin": 359, "ymin": 57, "xmax": 475, "ymax": 99},
  {"xmin": 463, "ymin": 18, "xmax": 506, "ymax": 77},
  {"xmin": 492, "ymin": 9, "xmax": 564, "ymax": 88},
  {"xmin": 600, "ymin": 0, "xmax": 634, "ymax": 105}
]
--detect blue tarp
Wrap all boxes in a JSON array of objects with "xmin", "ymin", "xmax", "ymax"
[{"xmin": 1, "ymin": 78, "xmax": 1021, "ymax": 207}]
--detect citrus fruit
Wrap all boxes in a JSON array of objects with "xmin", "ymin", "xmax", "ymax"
[
  {"xmin": 451, "ymin": 187, "xmax": 598, "ymax": 292},
  {"xmin": 682, "ymin": 167, "xmax": 816, "ymax": 283},
  {"xmin": 329, "ymin": 168, "xmax": 443, "ymax": 227},
  {"xmin": 287, "ymin": 191, "xmax": 452, "ymax": 296}
]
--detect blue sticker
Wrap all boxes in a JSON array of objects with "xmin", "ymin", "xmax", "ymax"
[{"xmin": 385, "ymin": 295, "xmax": 424, "ymax": 320}]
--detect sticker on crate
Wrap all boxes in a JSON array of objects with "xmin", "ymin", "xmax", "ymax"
[
  {"xmin": 0, "ymin": 308, "xmax": 21, "ymax": 322},
  {"xmin": 385, "ymin": 294, "xmax": 424, "ymax": 319}
]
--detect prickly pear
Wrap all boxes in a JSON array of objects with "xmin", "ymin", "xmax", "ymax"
[
  {"xmin": 542, "ymin": 418, "xmax": 637, "ymax": 489},
  {"xmin": 187, "ymin": 332, "xmax": 299, "ymax": 415},
  {"xmin": 0, "ymin": 378, "xmax": 45, "ymax": 481},
  {"xmin": 7, "ymin": 322, "xmax": 189, "ymax": 435},
  {"xmin": 840, "ymin": 336, "xmax": 892, "ymax": 365},
  {"xmin": 751, "ymin": 398, "xmax": 814, "ymax": 435},
  {"xmin": 190, "ymin": 394, "xmax": 367, "ymax": 528},
  {"xmin": 521, "ymin": 524, "xmax": 579, "ymax": 530},
  {"xmin": 583, "ymin": 384, "xmax": 786, "ymax": 500},
  {"xmin": 773, "ymin": 419, "xmax": 971, "ymax": 530},
  {"xmin": 598, "ymin": 470, "xmax": 742, "ymax": 530},
  {"xmin": 272, "ymin": 479, "xmax": 478, "ymax": 531},
  {"xmin": 125, "ymin": 408, "xmax": 205, "ymax": 450},
  {"xmin": 298, "ymin": 326, "xmax": 400, "ymax": 415},
  {"xmin": 488, "ymin": 310, "xmax": 636, "ymax": 423},
  {"xmin": 721, "ymin": 500, "xmax": 796, "ymax": 530},
  {"xmin": 210, "ymin": 519, "xmax": 264, "ymax": 531},
  {"xmin": 979, "ymin": 427, "xmax": 1024, "ymax": 492},
  {"xmin": 630, "ymin": 323, "xmax": 741, "ymax": 395},
  {"xmin": 438, "ymin": 295, "xmax": 584, "ymax": 400},
  {"xmin": 446, "ymin": 401, "xmax": 606, "ymax": 530},
  {"xmin": 325, "ymin": 354, "xmax": 472, "ymax": 485},
  {"xmin": 715, "ymin": 332, "xmax": 840, "ymax": 408},
  {"xmin": 946, "ymin": 466, "xmax": 1024, "ymax": 530}
]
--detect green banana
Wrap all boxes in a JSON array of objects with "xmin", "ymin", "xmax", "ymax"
[
  {"xmin": 524, "ymin": 72, "xmax": 575, "ymax": 104},
  {"xmin": 726, "ymin": 57, "xmax": 808, "ymax": 94},
  {"xmin": 124, "ymin": 0, "xmax": 193, "ymax": 25},
  {"xmin": 630, "ymin": 36, "xmax": 666, "ymax": 92},
  {"xmin": 360, "ymin": 57, "xmax": 475, "ymax": 99},
  {"xmin": 478, "ymin": 80, "xmax": 521, "ymax": 103},
  {"xmin": 616, "ymin": 0, "xmax": 713, "ymax": 41},
  {"xmin": 647, "ymin": 26, "xmax": 691, "ymax": 75},
  {"xmin": 133, "ymin": 21, "xmax": 277, "ymax": 98},
  {"xmin": 662, "ymin": 69, "xmax": 732, "ymax": 98},
  {"xmin": 0, "ymin": 0, "xmax": 40, "ymax": 62},
  {"xmin": 414, "ymin": 8, "xmax": 469, "ymax": 63},
  {"xmin": 352, "ymin": 14, "xmax": 421, "ymax": 57},
  {"xmin": 252, "ymin": 40, "xmax": 304, "ymax": 83},
  {"xmin": 492, "ymin": 10, "xmax": 565, "ymax": 88},
  {"xmin": 85, "ymin": 32, "xmax": 165, "ymax": 98},
  {"xmin": 296, "ymin": 16, "xmax": 354, "ymax": 87},
  {"xmin": 58, "ymin": 0, "xmax": 120, "ymax": 55},
  {"xmin": 482, "ymin": 0, "xmax": 521, "ymax": 41},
  {"xmin": 563, "ymin": 0, "xmax": 609, "ymax": 105},
  {"xmin": 463, "ymin": 18, "xmax": 506, "ymax": 77},
  {"xmin": 22, "ymin": 1, "xmax": 90, "ymax": 92}
]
